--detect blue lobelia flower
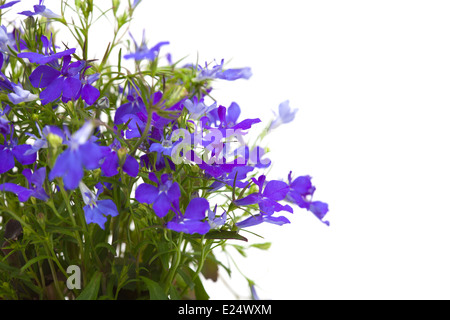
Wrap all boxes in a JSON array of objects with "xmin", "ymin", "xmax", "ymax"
[
  {"xmin": 114, "ymin": 84, "xmax": 147, "ymax": 125},
  {"xmin": 195, "ymin": 59, "xmax": 252, "ymax": 82},
  {"xmin": 204, "ymin": 104, "xmax": 261, "ymax": 138},
  {"xmin": 23, "ymin": 123, "xmax": 64, "ymax": 155},
  {"xmin": 8, "ymin": 82, "xmax": 39, "ymax": 104},
  {"xmin": 123, "ymin": 30, "xmax": 169, "ymax": 61},
  {"xmin": 48, "ymin": 121, "xmax": 102, "ymax": 190},
  {"xmin": 234, "ymin": 175, "xmax": 293, "ymax": 228},
  {"xmin": 28, "ymin": 54, "xmax": 86, "ymax": 105},
  {"xmin": 0, "ymin": 125, "xmax": 36, "ymax": 174},
  {"xmin": 18, "ymin": 0, "xmax": 61, "ymax": 19},
  {"xmin": 183, "ymin": 97, "xmax": 217, "ymax": 120},
  {"xmin": 207, "ymin": 204, "xmax": 227, "ymax": 230},
  {"xmin": 269, "ymin": 100, "xmax": 299, "ymax": 130},
  {"xmin": 286, "ymin": 171, "xmax": 329, "ymax": 226},
  {"xmin": 0, "ymin": 167, "xmax": 49, "ymax": 202},
  {"xmin": 79, "ymin": 181, "xmax": 119, "ymax": 229},
  {"xmin": 135, "ymin": 172, "xmax": 180, "ymax": 218},
  {"xmin": 167, "ymin": 197, "xmax": 211, "ymax": 235},
  {"xmin": 99, "ymin": 139, "xmax": 139, "ymax": 178}
]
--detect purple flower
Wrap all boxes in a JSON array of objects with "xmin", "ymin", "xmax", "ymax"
[
  {"xmin": 167, "ymin": 197, "xmax": 210, "ymax": 235},
  {"xmin": 207, "ymin": 204, "xmax": 226, "ymax": 229},
  {"xmin": 0, "ymin": 167, "xmax": 49, "ymax": 202},
  {"xmin": 99, "ymin": 139, "xmax": 139, "ymax": 177},
  {"xmin": 135, "ymin": 172, "xmax": 180, "ymax": 218},
  {"xmin": 286, "ymin": 171, "xmax": 329, "ymax": 226},
  {"xmin": 195, "ymin": 59, "xmax": 252, "ymax": 81},
  {"xmin": 48, "ymin": 121, "xmax": 102, "ymax": 190},
  {"xmin": 28, "ymin": 55, "xmax": 85, "ymax": 105},
  {"xmin": 8, "ymin": 82, "xmax": 39, "ymax": 104},
  {"xmin": 18, "ymin": 0, "xmax": 60, "ymax": 19},
  {"xmin": 270, "ymin": 100, "xmax": 298, "ymax": 130},
  {"xmin": 114, "ymin": 84, "xmax": 147, "ymax": 124},
  {"xmin": 79, "ymin": 181, "xmax": 119, "ymax": 229},
  {"xmin": 234, "ymin": 175, "xmax": 293, "ymax": 228},
  {"xmin": 0, "ymin": 127, "xmax": 36, "ymax": 174},
  {"xmin": 123, "ymin": 31, "xmax": 169, "ymax": 61},
  {"xmin": 204, "ymin": 104, "xmax": 261, "ymax": 137},
  {"xmin": 183, "ymin": 97, "xmax": 217, "ymax": 120}
]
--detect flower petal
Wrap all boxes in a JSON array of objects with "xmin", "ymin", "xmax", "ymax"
[
  {"xmin": 135, "ymin": 183, "xmax": 158, "ymax": 204},
  {"xmin": 12, "ymin": 144, "xmax": 37, "ymax": 165},
  {"xmin": 96, "ymin": 199, "xmax": 119, "ymax": 218},
  {"xmin": 153, "ymin": 192, "xmax": 171, "ymax": 218},
  {"xmin": 29, "ymin": 65, "xmax": 60, "ymax": 88},
  {"xmin": 184, "ymin": 197, "xmax": 209, "ymax": 220},
  {"xmin": 122, "ymin": 154, "xmax": 139, "ymax": 177}
]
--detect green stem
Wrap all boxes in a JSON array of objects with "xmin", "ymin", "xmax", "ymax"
[{"xmin": 163, "ymin": 232, "xmax": 184, "ymax": 295}]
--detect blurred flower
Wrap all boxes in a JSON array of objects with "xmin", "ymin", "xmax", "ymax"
[
  {"xmin": 0, "ymin": 167, "xmax": 49, "ymax": 202},
  {"xmin": 270, "ymin": 100, "xmax": 298, "ymax": 130},
  {"xmin": 79, "ymin": 181, "xmax": 119, "ymax": 229},
  {"xmin": 48, "ymin": 121, "xmax": 102, "ymax": 190}
]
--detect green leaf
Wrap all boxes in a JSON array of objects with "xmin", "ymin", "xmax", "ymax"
[
  {"xmin": 20, "ymin": 255, "xmax": 58, "ymax": 273},
  {"xmin": 203, "ymin": 231, "xmax": 248, "ymax": 242},
  {"xmin": 76, "ymin": 271, "xmax": 102, "ymax": 300},
  {"xmin": 140, "ymin": 277, "xmax": 167, "ymax": 300},
  {"xmin": 250, "ymin": 242, "xmax": 272, "ymax": 250}
]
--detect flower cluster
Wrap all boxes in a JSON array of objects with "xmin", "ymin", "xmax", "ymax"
[{"xmin": 0, "ymin": 0, "xmax": 329, "ymax": 300}]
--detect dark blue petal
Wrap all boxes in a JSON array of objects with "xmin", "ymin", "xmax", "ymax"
[
  {"xmin": 101, "ymin": 150, "xmax": 119, "ymax": 177},
  {"xmin": 0, "ymin": 1, "xmax": 20, "ymax": 10},
  {"xmin": 29, "ymin": 65, "xmax": 61, "ymax": 88},
  {"xmin": 62, "ymin": 77, "xmax": 82, "ymax": 100},
  {"xmin": 81, "ymin": 83, "xmax": 100, "ymax": 105},
  {"xmin": 234, "ymin": 193, "xmax": 260, "ymax": 206},
  {"xmin": 0, "ymin": 183, "xmax": 33, "ymax": 202},
  {"xmin": 135, "ymin": 183, "xmax": 158, "ymax": 204},
  {"xmin": 167, "ymin": 182, "xmax": 180, "ymax": 203},
  {"xmin": 39, "ymin": 77, "xmax": 64, "ymax": 105},
  {"xmin": 184, "ymin": 197, "xmax": 209, "ymax": 220},
  {"xmin": 153, "ymin": 192, "xmax": 171, "ymax": 218},
  {"xmin": 122, "ymin": 154, "xmax": 139, "ymax": 177},
  {"xmin": 167, "ymin": 219, "xmax": 210, "ymax": 235},
  {"xmin": 262, "ymin": 180, "xmax": 289, "ymax": 201},
  {"xmin": 0, "ymin": 149, "xmax": 15, "ymax": 173},
  {"xmin": 12, "ymin": 144, "xmax": 36, "ymax": 165}
]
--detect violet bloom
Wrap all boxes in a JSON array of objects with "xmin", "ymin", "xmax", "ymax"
[
  {"xmin": 123, "ymin": 30, "xmax": 169, "ymax": 61},
  {"xmin": 183, "ymin": 97, "xmax": 217, "ymax": 120},
  {"xmin": 0, "ymin": 127, "xmax": 36, "ymax": 174},
  {"xmin": 48, "ymin": 121, "xmax": 102, "ymax": 190},
  {"xmin": 79, "ymin": 181, "xmax": 118, "ymax": 229},
  {"xmin": 135, "ymin": 172, "xmax": 180, "ymax": 218},
  {"xmin": 286, "ymin": 171, "xmax": 329, "ymax": 226},
  {"xmin": 204, "ymin": 105, "xmax": 261, "ymax": 137},
  {"xmin": 195, "ymin": 59, "xmax": 252, "ymax": 81},
  {"xmin": 207, "ymin": 204, "xmax": 227, "ymax": 229},
  {"xmin": 99, "ymin": 139, "xmax": 139, "ymax": 177},
  {"xmin": 234, "ymin": 175, "xmax": 293, "ymax": 228},
  {"xmin": 114, "ymin": 84, "xmax": 147, "ymax": 124},
  {"xmin": 18, "ymin": 0, "xmax": 61, "ymax": 18},
  {"xmin": 28, "ymin": 54, "xmax": 85, "ymax": 105},
  {"xmin": 8, "ymin": 83, "xmax": 39, "ymax": 104},
  {"xmin": 0, "ymin": 167, "xmax": 49, "ymax": 202},
  {"xmin": 167, "ymin": 197, "xmax": 210, "ymax": 235},
  {"xmin": 270, "ymin": 100, "xmax": 299, "ymax": 130}
]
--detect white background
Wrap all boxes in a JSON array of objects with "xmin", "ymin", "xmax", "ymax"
[{"xmin": 19, "ymin": 0, "xmax": 450, "ymax": 299}]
